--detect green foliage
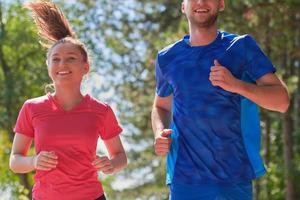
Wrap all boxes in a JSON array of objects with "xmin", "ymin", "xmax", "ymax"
[
  {"xmin": 80, "ymin": 0, "xmax": 299, "ymax": 199},
  {"xmin": 0, "ymin": 1, "xmax": 49, "ymax": 198},
  {"xmin": 1, "ymin": 0, "xmax": 299, "ymax": 199}
]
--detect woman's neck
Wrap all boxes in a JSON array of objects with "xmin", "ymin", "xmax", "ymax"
[{"xmin": 52, "ymin": 86, "xmax": 84, "ymax": 111}]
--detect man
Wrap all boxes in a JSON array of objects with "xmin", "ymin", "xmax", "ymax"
[{"xmin": 151, "ymin": 0, "xmax": 290, "ymax": 199}]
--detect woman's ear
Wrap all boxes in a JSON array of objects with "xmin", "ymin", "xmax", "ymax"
[
  {"xmin": 84, "ymin": 62, "xmax": 90, "ymax": 74},
  {"xmin": 181, "ymin": 1, "xmax": 186, "ymax": 14}
]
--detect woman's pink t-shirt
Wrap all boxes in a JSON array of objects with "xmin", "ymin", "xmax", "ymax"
[{"xmin": 14, "ymin": 94, "xmax": 122, "ymax": 200}]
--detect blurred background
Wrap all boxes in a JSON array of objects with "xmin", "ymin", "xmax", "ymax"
[{"xmin": 0, "ymin": 0, "xmax": 299, "ymax": 199}]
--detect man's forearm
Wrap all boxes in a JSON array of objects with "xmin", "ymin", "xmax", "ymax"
[
  {"xmin": 151, "ymin": 106, "xmax": 172, "ymax": 138},
  {"xmin": 235, "ymin": 79, "xmax": 289, "ymax": 113}
]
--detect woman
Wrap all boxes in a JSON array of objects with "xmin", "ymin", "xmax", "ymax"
[{"xmin": 9, "ymin": 1, "xmax": 127, "ymax": 199}]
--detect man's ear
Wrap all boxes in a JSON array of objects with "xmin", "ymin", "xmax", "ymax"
[{"xmin": 219, "ymin": 0, "xmax": 225, "ymax": 11}]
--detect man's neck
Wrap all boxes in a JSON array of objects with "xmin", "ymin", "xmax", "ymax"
[{"xmin": 188, "ymin": 23, "xmax": 219, "ymax": 46}]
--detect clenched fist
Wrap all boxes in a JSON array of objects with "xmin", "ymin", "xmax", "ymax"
[
  {"xmin": 154, "ymin": 129, "xmax": 172, "ymax": 156},
  {"xmin": 33, "ymin": 151, "xmax": 58, "ymax": 171},
  {"xmin": 92, "ymin": 155, "xmax": 114, "ymax": 174}
]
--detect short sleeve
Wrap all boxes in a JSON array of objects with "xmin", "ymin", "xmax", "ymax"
[
  {"xmin": 100, "ymin": 105, "xmax": 123, "ymax": 140},
  {"xmin": 244, "ymin": 35, "xmax": 276, "ymax": 81},
  {"xmin": 155, "ymin": 56, "xmax": 173, "ymax": 97},
  {"xmin": 14, "ymin": 101, "xmax": 34, "ymax": 138}
]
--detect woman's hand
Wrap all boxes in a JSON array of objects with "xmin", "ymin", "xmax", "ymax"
[
  {"xmin": 33, "ymin": 151, "xmax": 58, "ymax": 171},
  {"xmin": 92, "ymin": 155, "xmax": 114, "ymax": 174}
]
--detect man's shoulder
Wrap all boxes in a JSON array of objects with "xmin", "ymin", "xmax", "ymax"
[
  {"xmin": 156, "ymin": 38, "xmax": 185, "ymax": 68},
  {"xmin": 158, "ymin": 38, "xmax": 184, "ymax": 58},
  {"xmin": 220, "ymin": 31, "xmax": 254, "ymax": 45},
  {"xmin": 220, "ymin": 31, "xmax": 245, "ymax": 42}
]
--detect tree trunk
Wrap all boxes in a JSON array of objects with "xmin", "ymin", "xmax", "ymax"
[
  {"xmin": 264, "ymin": 114, "xmax": 271, "ymax": 199},
  {"xmin": 1, "ymin": 2, "xmax": 32, "ymax": 197},
  {"xmin": 254, "ymin": 180, "xmax": 260, "ymax": 200},
  {"xmin": 19, "ymin": 174, "xmax": 32, "ymax": 199},
  {"xmin": 283, "ymin": 108, "xmax": 294, "ymax": 200}
]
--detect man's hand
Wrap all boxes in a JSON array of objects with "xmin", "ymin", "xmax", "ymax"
[
  {"xmin": 154, "ymin": 129, "xmax": 172, "ymax": 156},
  {"xmin": 209, "ymin": 59, "xmax": 239, "ymax": 93}
]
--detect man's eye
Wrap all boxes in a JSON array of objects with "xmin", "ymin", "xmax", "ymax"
[{"xmin": 68, "ymin": 57, "xmax": 76, "ymax": 61}]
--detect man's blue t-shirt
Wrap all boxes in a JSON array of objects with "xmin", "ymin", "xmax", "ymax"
[{"xmin": 155, "ymin": 31, "xmax": 275, "ymax": 185}]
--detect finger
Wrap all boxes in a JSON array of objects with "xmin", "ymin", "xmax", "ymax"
[
  {"xmin": 99, "ymin": 164, "xmax": 113, "ymax": 172},
  {"xmin": 161, "ymin": 129, "xmax": 172, "ymax": 137},
  {"xmin": 95, "ymin": 163, "xmax": 112, "ymax": 171},
  {"xmin": 92, "ymin": 156, "xmax": 108, "ymax": 165},
  {"xmin": 92, "ymin": 159, "xmax": 108, "ymax": 167},
  {"xmin": 155, "ymin": 146, "xmax": 170, "ymax": 153},
  {"xmin": 155, "ymin": 137, "xmax": 170, "ymax": 144},
  {"xmin": 210, "ymin": 66, "xmax": 220, "ymax": 71},
  {"xmin": 209, "ymin": 75, "xmax": 224, "ymax": 82},
  {"xmin": 92, "ymin": 158, "xmax": 104, "ymax": 166},
  {"xmin": 43, "ymin": 152, "xmax": 58, "ymax": 160},
  {"xmin": 97, "ymin": 156, "xmax": 109, "ymax": 162},
  {"xmin": 95, "ymin": 160, "xmax": 111, "ymax": 168},
  {"xmin": 156, "ymin": 146, "xmax": 170, "ymax": 153},
  {"xmin": 211, "ymin": 80, "xmax": 222, "ymax": 87},
  {"xmin": 39, "ymin": 160, "xmax": 57, "ymax": 169},
  {"xmin": 103, "ymin": 168, "xmax": 114, "ymax": 174},
  {"xmin": 103, "ymin": 170, "xmax": 113, "ymax": 174},
  {"xmin": 41, "ymin": 155, "xmax": 58, "ymax": 164},
  {"xmin": 214, "ymin": 59, "xmax": 222, "ymax": 66},
  {"xmin": 40, "ymin": 157, "xmax": 58, "ymax": 165},
  {"xmin": 156, "ymin": 151, "xmax": 168, "ymax": 156},
  {"xmin": 155, "ymin": 142, "xmax": 171, "ymax": 149},
  {"xmin": 36, "ymin": 165, "xmax": 52, "ymax": 171},
  {"xmin": 210, "ymin": 70, "xmax": 224, "ymax": 76}
]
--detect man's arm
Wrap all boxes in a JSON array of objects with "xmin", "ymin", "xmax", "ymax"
[
  {"xmin": 151, "ymin": 95, "xmax": 173, "ymax": 156},
  {"xmin": 210, "ymin": 60, "xmax": 290, "ymax": 113},
  {"xmin": 234, "ymin": 73, "xmax": 289, "ymax": 112}
]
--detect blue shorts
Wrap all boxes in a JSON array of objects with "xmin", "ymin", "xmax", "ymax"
[{"xmin": 169, "ymin": 181, "xmax": 252, "ymax": 200}]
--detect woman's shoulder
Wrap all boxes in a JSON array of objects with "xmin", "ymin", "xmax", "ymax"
[
  {"xmin": 23, "ymin": 94, "xmax": 50, "ymax": 106},
  {"xmin": 85, "ymin": 94, "xmax": 111, "ymax": 111}
]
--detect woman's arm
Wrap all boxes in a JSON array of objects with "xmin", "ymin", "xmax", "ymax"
[
  {"xmin": 10, "ymin": 133, "xmax": 35, "ymax": 173},
  {"xmin": 93, "ymin": 135, "xmax": 127, "ymax": 174},
  {"xmin": 10, "ymin": 133, "xmax": 58, "ymax": 173}
]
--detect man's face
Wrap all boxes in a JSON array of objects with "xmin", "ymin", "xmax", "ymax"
[{"xmin": 182, "ymin": 0, "xmax": 225, "ymax": 28}]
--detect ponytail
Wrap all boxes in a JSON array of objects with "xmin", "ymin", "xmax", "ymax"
[{"xmin": 25, "ymin": 0, "xmax": 76, "ymax": 47}]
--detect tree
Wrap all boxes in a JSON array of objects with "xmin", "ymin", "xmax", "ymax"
[
  {"xmin": 0, "ymin": 1, "xmax": 49, "ymax": 199},
  {"xmin": 70, "ymin": 1, "xmax": 300, "ymax": 199}
]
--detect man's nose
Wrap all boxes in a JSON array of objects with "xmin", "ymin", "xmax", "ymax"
[{"xmin": 195, "ymin": 0, "xmax": 205, "ymax": 4}]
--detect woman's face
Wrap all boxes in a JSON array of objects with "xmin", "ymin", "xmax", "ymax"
[{"xmin": 47, "ymin": 42, "xmax": 89, "ymax": 88}]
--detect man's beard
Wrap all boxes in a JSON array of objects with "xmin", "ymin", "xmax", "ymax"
[{"xmin": 189, "ymin": 12, "xmax": 219, "ymax": 28}]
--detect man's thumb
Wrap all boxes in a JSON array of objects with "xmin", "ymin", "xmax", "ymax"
[
  {"xmin": 161, "ymin": 129, "xmax": 172, "ymax": 137},
  {"xmin": 214, "ymin": 59, "xmax": 221, "ymax": 66}
]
